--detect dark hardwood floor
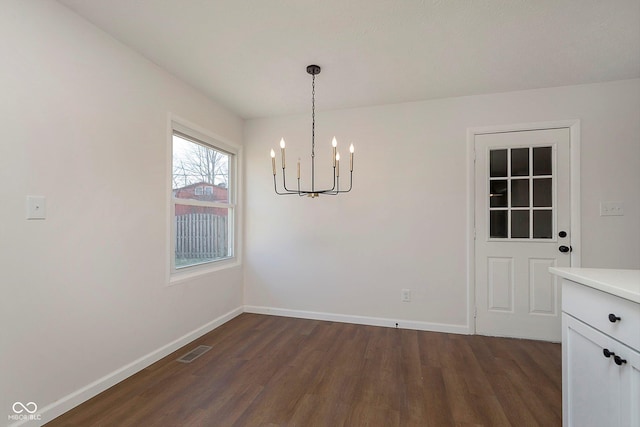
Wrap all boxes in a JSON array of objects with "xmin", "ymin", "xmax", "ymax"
[{"xmin": 47, "ymin": 313, "xmax": 562, "ymax": 426}]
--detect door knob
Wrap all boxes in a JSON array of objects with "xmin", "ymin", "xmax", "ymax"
[
  {"xmin": 559, "ymin": 231, "xmax": 567, "ymax": 238},
  {"xmin": 603, "ymin": 348, "xmax": 615, "ymax": 358},
  {"xmin": 608, "ymin": 313, "xmax": 621, "ymax": 323},
  {"xmin": 559, "ymin": 245, "xmax": 572, "ymax": 253}
]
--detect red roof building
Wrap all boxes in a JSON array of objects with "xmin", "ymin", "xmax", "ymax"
[{"xmin": 173, "ymin": 182, "xmax": 229, "ymax": 216}]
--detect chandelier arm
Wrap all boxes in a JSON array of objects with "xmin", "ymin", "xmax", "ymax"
[
  {"xmin": 320, "ymin": 171, "xmax": 353, "ymax": 194},
  {"xmin": 309, "ymin": 166, "xmax": 337, "ymax": 194},
  {"xmin": 280, "ymin": 167, "xmax": 298, "ymax": 194},
  {"xmin": 273, "ymin": 175, "xmax": 300, "ymax": 195},
  {"xmin": 274, "ymin": 158, "xmax": 350, "ymax": 195},
  {"xmin": 322, "ymin": 176, "xmax": 339, "ymax": 195},
  {"xmin": 331, "ymin": 166, "xmax": 337, "ymax": 191},
  {"xmin": 298, "ymin": 168, "xmax": 339, "ymax": 194},
  {"xmin": 336, "ymin": 171, "xmax": 353, "ymax": 193},
  {"xmin": 275, "ymin": 171, "xmax": 343, "ymax": 196},
  {"xmin": 274, "ymin": 167, "xmax": 310, "ymax": 195}
]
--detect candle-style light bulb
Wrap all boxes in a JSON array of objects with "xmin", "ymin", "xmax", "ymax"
[
  {"xmin": 349, "ymin": 143, "xmax": 354, "ymax": 171},
  {"xmin": 336, "ymin": 152, "xmax": 340, "ymax": 177},
  {"xmin": 279, "ymin": 138, "xmax": 286, "ymax": 169},
  {"xmin": 332, "ymin": 137, "xmax": 337, "ymax": 167},
  {"xmin": 270, "ymin": 149, "xmax": 276, "ymax": 175}
]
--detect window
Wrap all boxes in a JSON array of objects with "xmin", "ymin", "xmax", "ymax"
[
  {"xmin": 171, "ymin": 122, "xmax": 236, "ymax": 273},
  {"xmin": 488, "ymin": 146, "xmax": 554, "ymax": 240}
]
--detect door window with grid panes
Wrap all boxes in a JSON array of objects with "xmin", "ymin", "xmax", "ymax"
[{"xmin": 488, "ymin": 146, "xmax": 554, "ymax": 240}]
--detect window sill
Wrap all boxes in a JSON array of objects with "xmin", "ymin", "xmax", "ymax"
[{"xmin": 167, "ymin": 257, "xmax": 240, "ymax": 287}]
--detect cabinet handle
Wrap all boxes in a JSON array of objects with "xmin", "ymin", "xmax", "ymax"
[
  {"xmin": 614, "ymin": 355, "xmax": 627, "ymax": 366},
  {"xmin": 603, "ymin": 348, "xmax": 615, "ymax": 358},
  {"xmin": 608, "ymin": 313, "xmax": 621, "ymax": 323}
]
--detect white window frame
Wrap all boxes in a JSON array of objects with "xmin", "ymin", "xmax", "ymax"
[{"xmin": 168, "ymin": 116, "xmax": 241, "ymax": 285}]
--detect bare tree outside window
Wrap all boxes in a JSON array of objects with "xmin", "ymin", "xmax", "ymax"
[{"xmin": 172, "ymin": 134, "xmax": 229, "ymax": 189}]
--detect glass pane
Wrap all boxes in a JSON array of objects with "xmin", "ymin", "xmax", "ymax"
[
  {"xmin": 533, "ymin": 178, "xmax": 552, "ymax": 207},
  {"xmin": 490, "ymin": 180, "xmax": 508, "ymax": 207},
  {"xmin": 511, "ymin": 148, "xmax": 529, "ymax": 176},
  {"xmin": 175, "ymin": 204, "xmax": 230, "ymax": 268},
  {"xmin": 173, "ymin": 134, "xmax": 230, "ymax": 202},
  {"xmin": 533, "ymin": 146, "xmax": 552, "ymax": 176},
  {"xmin": 511, "ymin": 179, "xmax": 530, "ymax": 207},
  {"xmin": 511, "ymin": 210, "xmax": 530, "ymax": 238},
  {"xmin": 533, "ymin": 210, "xmax": 553, "ymax": 239},
  {"xmin": 490, "ymin": 210, "xmax": 508, "ymax": 238},
  {"xmin": 490, "ymin": 150, "xmax": 507, "ymax": 177}
]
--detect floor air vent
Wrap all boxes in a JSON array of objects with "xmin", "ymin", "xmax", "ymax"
[{"xmin": 176, "ymin": 345, "xmax": 212, "ymax": 363}]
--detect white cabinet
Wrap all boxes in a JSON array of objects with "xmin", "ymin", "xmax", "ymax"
[{"xmin": 561, "ymin": 278, "xmax": 640, "ymax": 427}]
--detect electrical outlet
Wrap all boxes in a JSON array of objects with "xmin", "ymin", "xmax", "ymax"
[
  {"xmin": 401, "ymin": 289, "xmax": 411, "ymax": 302},
  {"xmin": 600, "ymin": 201, "xmax": 624, "ymax": 216}
]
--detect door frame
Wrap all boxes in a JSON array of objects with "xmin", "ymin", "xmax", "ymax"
[{"xmin": 466, "ymin": 120, "xmax": 582, "ymax": 334}]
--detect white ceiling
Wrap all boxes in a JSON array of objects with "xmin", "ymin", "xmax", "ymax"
[{"xmin": 58, "ymin": 0, "xmax": 640, "ymax": 119}]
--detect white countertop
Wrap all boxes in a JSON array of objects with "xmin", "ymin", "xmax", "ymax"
[{"xmin": 549, "ymin": 267, "xmax": 640, "ymax": 304}]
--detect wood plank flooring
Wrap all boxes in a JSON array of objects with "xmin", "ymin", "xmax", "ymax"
[{"xmin": 46, "ymin": 313, "xmax": 562, "ymax": 426}]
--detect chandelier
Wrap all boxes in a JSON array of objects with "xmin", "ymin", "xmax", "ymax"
[{"xmin": 270, "ymin": 65, "xmax": 354, "ymax": 198}]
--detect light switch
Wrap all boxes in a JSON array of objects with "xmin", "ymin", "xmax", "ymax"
[
  {"xmin": 600, "ymin": 201, "xmax": 624, "ymax": 216},
  {"xmin": 26, "ymin": 196, "xmax": 46, "ymax": 220}
]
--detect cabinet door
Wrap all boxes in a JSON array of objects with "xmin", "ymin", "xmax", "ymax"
[
  {"xmin": 563, "ymin": 314, "xmax": 625, "ymax": 426},
  {"xmin": 621, "ymin": 344, "xmax": 640, "ymax": 427}
]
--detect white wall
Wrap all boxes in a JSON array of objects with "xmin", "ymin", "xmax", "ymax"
[
  {"xmin": 0, "ymin": 1, "xmax": 243, "ymax": 422},
  {"xmin": 244, "ymin": 79, "xmax": 640, "ymax": 331},
  {"xmin": 1, "ymin": 1, "xmax": 638, "ymax": 423}
]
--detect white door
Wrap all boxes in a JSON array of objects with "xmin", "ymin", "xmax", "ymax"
[{"xmin": 475, "ymin": 128, "xmax": 571, "ymax": 341}]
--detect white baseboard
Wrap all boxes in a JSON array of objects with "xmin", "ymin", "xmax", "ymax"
[
  {"xmin": 244, "ymin": 305, "xmax": 470, "ymax": 335},
  {"xmin": 26, "ymin": 306, "xmax": 243, "ymax": 427},
  {"xmin": 22, "ymin": 305, "xmax": 468, "ymax": 426}
]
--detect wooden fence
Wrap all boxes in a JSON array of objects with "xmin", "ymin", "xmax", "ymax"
[{"xmin": 175, "ymin": 213, "xmax": 229, "ymax": 261}]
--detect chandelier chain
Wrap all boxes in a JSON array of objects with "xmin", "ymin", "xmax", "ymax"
[{"xmin": 311, "ymin": 73, "xmax": 315, "ymax": 159}]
